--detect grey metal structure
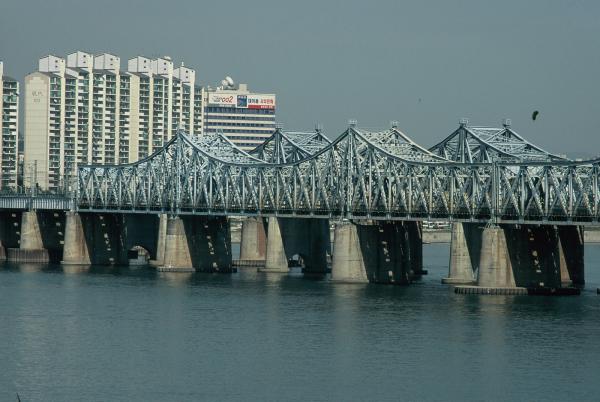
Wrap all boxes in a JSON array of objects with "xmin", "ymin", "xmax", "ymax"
[
  {"xmin": 74, "ymin": 125, "xmax": 600, "ymax": 225},
  {"xmin": 0, "ymin": 195, "xmax": 73, "ymax": 211},
  {"xmin": 249, "ymin": 127, "xmax": 332, "ymax": 163},
  {"xmin": 429, "ymin": 119, "xmax": 566, "ymax": 163},
  {"xmin": 359, "ymin": 123, "xmax": 448, "ymax": 163}
]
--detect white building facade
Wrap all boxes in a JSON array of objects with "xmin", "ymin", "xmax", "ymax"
[
  {"xmin": 127, "ymin": 56, "xmax": 201, "ymax": 159},
  {"xmin": 24, "ymin": 51, "xmax": 203, "ymax": 190},
  {"xmin": 201, "ymin": 81, "xmax": 276, "ymax": 150},
  {"xmin": 24, "ymin": 52, "xmax": 278, "ymax": 189},
  {"xmin": 0, "ymin": 62, "xmax": 19, "ymax": 189}
]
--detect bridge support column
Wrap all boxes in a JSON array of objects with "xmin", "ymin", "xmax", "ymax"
[
  {"xmin": 301, "ymin": 219, "xmax": 330, "ymax": 275},
  {"xmin": 331, "ymin": 221, "xmax": 369, "ymax": 283},
  {"xmin": 8, "ymin": 211, "xmax": 49, "ymax": 263},
  {"xmin": 558, "ymin": 226, "xmax": 585, "ymax": 286},
  {"xmin": 443, "ymin": 223, "xmax": 481, "ymax": 285},
  {"xmin": 0, "ymin": 215, "xmax": 6, "ymax": 261},
  {"xmin": 331, "ymin": 220, "xmax": 422, "ymax": 284},
  {"xmin": 262, "ymin": 217, "xmax": 289, "ymax": 273},
  {"xmin": 460, "ymin": 224, "xmax": 575, "ymax": 294},
  {"xmin": 239, "ymin": 217, "xmax": 266, "ymax": 261},
  {"xmin": 159, "ymin": 216, "xmax": 194, "ymax": 273},
  {"xmin": 477, "ymin": 225, "xmax": 516, "ymax": 288},
  {"xmin": 150, "ymin": 213, "xmax": 168, "ymax": 267},
  {"xmin": 184, "ymin": 216, "xmax": 232, "ymax": 273},
  {"xmin": 20, "ymin": 211, "xmax": 44, "ymax": 250},
  {"xmin": 405, "ymin": 221, "xmax": 423, "ymax": 278},
  {"xmin": 260, "ymin": 217, "xmax": 330, "ymax": 274},
  {"xmin": 62, "ymin": 212, "xmax": 91, "ymax": 265}
]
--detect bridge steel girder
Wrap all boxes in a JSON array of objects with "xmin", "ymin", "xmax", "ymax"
[
  {"xmin": 429, "ymin": 121, "xmax": 567, "ymax": 163},
  {"xmin": 71, "ymin": 127, "xmax": 600, "ymax": 225},
  {"xmin": 248, "ymin": 127, "xmax": 332, "ymax": 164}
]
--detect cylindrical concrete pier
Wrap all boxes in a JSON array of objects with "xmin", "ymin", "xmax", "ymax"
[
  {"xmin": 331, "ymin": 222, "xmax": 368, "ymax": 283},
  {"xmin": 158, "ymin": 216, "xmax": 194, "ymax": 272},
  {"xmin": 261, "ymin": 217, "xmax": 289, "ymax": 273},
  {"xmin": 62, "ymin": 212, "xmax": 91, "ymax": 265}
]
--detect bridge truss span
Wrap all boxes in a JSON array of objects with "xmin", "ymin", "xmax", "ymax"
[
  {"xmin": 76, "ymin": 127, "xmax": 600, "ymax": 225},
  {"xmin": 248, "ymin": 127, "xmax": 332, "ymax": 163},
  {"xmin": 429, "ymin": 121, "xmax": 567, "ymax": 163}
]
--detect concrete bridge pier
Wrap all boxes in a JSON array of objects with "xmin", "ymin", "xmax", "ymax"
[
  {"xmin": 558, "ymin": 226, "xmax": 585, "ymax": 286},
  {"xmin": 262, "ymin": 217, "xmax": 290, "ymax": 273},
  {"xmin": 331, "ymin": 221, "xmax": 369, "ymax": 283},
  {"xmin": 159, "ymin": 216, "xmax": 194, "ymax": 272},
  {"xmin": 476, "ymin": 225, "xmax": 516, "ymax": 288},
  {"xmin": 442, "ymin": 223, "xmax": 482, "ymax": 285},
  {"xmin": 0, "ymin": 214, "xmax": 7, "ymax": 261},
  {"xmin": 62, "ymin": 212, "xmax": 91, "ymax": 265},
  {"xmin": 158, "ymin": 215, "xmax": 232, "ymax": 273},
  {"xmin": 404, "ymin": 221, "xmax": 423, "ymax": 278},
  {"xmin": 261, "ymin": 217, "xmax": 330, "ymax": 274},
  {"xmin": 61, "ymin": 212, "xmax": 159, "ymax": 266},
  {"xmin": 8, "ymin": 211, "xmax": 49, "ymax": 263},
  {"xmin": 184, "ymin": 216, "xmax": 232, "ymax": 273},
  {"xmin": 376, "ymin": 221, "xmax": 409, "ymax": 284},
  {"xmin": 149, "ymin": 213, "xmax": 168, "ymax": 267},
  {"xmin": 455, "ymin": 224, "xmax": 583, "ymax": 294},
  {"xmin": 239, "ymin": 217, "xmax": 266, "ymax": 261},
  {"xmin": 300, "ymin": 219, "xmax": 330, "ymax": 275},
  {"xmin": 331, "ymin": 220, "xmax": 419, "ymax": 284}
]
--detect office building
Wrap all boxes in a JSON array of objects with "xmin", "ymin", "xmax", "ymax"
[
  {"xmin": 201, "ymin": 79, "xmax": 276, "ymax": 150},
  {"xmin": 0, "ymin": 62, "xmax": 19, "ymax": 189}
]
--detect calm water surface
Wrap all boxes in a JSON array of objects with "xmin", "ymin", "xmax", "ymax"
[{"xmin": 0, "ymin": 243, "xmax": 599, "ymax": 401}]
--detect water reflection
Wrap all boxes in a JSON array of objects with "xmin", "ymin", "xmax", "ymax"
[
  {"xmin": 0, "ymin": 244, "xmax": 598, "ymax": 402},
  {"xmin": 16, "ymin": 263, "xmax": 48, "ymax": 273},
  {"xmin": 61, "ymin": 264, "xmax": 91, "ymax": 274},
  {"xmin": 158, "ymin": 271, "xmax": 193, "ymax": 284}
]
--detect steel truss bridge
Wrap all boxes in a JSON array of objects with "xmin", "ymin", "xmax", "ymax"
[{"xmin": 72, "ymin": 121, "xmax": 600, "ymax": 225}]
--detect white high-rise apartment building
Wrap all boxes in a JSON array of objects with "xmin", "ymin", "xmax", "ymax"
[
  {"xmin": 127, "ymin": 56, "xmax": 201, "ymax": 159},
  {"xmin": 201, "ymin": 80, "xmax": 276, "ymax": 150},
  {"xmin": 24, "ymin": 51, "xmax": 202, "ymax": 190},
  {"xmin": 0, "ymin": 62, "xmax": 19, "ymax": 189}
]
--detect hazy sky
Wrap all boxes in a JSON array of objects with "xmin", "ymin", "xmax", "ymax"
[{"xmin": 1, "ymin": 0, "xmax": 599, "ymax": 156}]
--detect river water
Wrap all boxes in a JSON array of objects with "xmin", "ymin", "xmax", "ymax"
[{"xmin": 0, "ymin": 243, "xmax": 599, "ymax": 401}]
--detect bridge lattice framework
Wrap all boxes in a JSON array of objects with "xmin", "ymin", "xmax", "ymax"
[{"xmin": 72, "ymin": 121, "xmax": 600, "ymax": 226}]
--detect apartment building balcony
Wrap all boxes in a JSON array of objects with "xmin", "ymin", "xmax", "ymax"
[{"xmin": 2, "ymin": 95, "xmax": 18, "ymax": 104}]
